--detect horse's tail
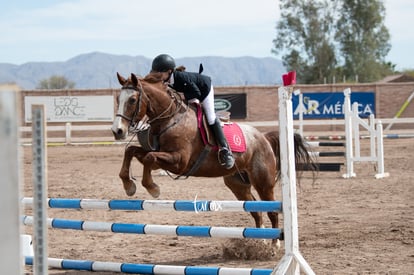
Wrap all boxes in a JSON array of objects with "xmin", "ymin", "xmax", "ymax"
[{"xmin": 264, "ymin": 131, "xmax": 317, "ymax": 183}]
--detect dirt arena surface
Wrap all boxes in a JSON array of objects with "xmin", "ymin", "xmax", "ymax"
[{"xmin": 23, "ymin": 136, "xmax": 414, "ymax": 274}]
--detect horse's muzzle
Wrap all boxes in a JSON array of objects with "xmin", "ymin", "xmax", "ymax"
[
  {"xmin": 112, "ymin": 127, "xmax": 126, "ymax": 140},
  {"xmin": 111, "ymin": 117, "xmax": 128, "ymax": 140}
]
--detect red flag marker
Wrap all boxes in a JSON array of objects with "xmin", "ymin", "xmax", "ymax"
[{"xmin": 282, "ymin": 71, "xmax": 296, "ymax": 86}]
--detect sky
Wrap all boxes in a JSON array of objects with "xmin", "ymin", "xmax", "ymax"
[{"xmin": 0, "ymin": 0, "xmax": 413, "ymax": 70}]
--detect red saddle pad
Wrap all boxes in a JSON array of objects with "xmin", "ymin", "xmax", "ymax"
[{"xmin": 223, "ymin": 123, "xmax": 246, "ymax": 153}]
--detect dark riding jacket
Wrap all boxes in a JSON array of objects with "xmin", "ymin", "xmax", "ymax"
[{"xmin": 170, "ymin": 71, "xmax": 212, "ymax": 102}]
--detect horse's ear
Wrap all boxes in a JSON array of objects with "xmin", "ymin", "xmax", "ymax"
[
  {"xmin": 131, "ymin": 73, "xmax": 139, "ymax": 87},
  {"xmin": 117, "ymin": 72, "xmax": 126, "ymax": 85}
]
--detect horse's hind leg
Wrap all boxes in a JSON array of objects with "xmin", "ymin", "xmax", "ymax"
[
  {"xmin": 224, "ymin": 173, "xmax": 281, "ymax": 248},
  {"xmin": 250, "ymin": 173, "xmax": 279, "ymax": 230},
  {"xmin": 254, "ymin": 188, "xmax": 278, "ymax": 230},
  {"xmin": 249, "ymin": 167, "xmax": 281, "ymax": 247},
  {"xmin": 223, "ymin": 174, "xmax": 263, "ymax": 228}
]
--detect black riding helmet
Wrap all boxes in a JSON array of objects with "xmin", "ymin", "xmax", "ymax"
[{"xmin": 151, "ymin": 54, "xmax": 176, "ymax": 72}]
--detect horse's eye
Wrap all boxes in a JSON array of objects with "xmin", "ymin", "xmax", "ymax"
[{"xmin": 128, "ymin": 97, "xmax": 137, "ymax": 105}]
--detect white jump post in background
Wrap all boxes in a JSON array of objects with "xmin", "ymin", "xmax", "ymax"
[
  {"xmin": 0, "ymin": 86, "xmax": 22, "ymax": 274},
  {"xmin": 343, "ymin": 88, "xmax": 389, "ymax": 179},
  {"xmin": 272, "ymin": 86, "xmax": 315, "ymax": 275},
  {"xmin": 31, "ymin": 105, "xmax": 49, "ymax": 275}
]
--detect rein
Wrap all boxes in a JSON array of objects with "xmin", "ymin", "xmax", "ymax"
[
  {"xmin": 147, "ymin": 94, "xmax": 174, "ymax": 124},
  {"xmin": 145, "ymin": 89, "xmax": 187, "ymax": 141},
  {"xmin": 119, "ymin": 81, "xmax": 187, "ymax": 150}
]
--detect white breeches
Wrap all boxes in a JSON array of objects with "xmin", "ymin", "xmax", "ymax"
[{"xmin": 201, "ymin": 85, "xmax": 217, "ymax": 125}]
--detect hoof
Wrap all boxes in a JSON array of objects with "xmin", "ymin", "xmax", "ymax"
[
  {"xmin": 147, "ymin": 185, "xmax": 160, "ymax": 198},
  {"xmin": 273, "ymin": 239, "xmax": 281, "ymax": 250},
  {"xmin": 125, "ymin": 181, "xmax": 137, "ymax": 196}
]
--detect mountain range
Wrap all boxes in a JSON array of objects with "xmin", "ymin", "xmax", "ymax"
[{"xmin": 0, "ymin": 52, "xmax": 285, "ymax": 89}]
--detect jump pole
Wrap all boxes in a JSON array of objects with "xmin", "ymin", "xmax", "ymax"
[
  {"xmin": 22, "ymin": 215, "xmax": 282, "ymax": 240},
  {"xmin": 0, "ymin": 86, "xmax": 22, "ymax": 274},
  {"xmin": 21, "ymin": 197, "xmax": 282, "ymax": 213},
  {"xmin": 272, "ymin": 84, "xmax": 314, "ymax": 275},
  {"xmin": 25, "ymin": 256, "xmax": 273, "ymax": 275}
]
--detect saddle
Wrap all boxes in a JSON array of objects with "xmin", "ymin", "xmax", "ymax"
[{"xmin": 191, "ymin": 103, "xmax": 246, "ymax": 153}]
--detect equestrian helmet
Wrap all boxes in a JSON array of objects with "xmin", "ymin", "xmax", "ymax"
[{"xmin": 151, "ymin": 54, "xmax": 176, "ymax": 72}]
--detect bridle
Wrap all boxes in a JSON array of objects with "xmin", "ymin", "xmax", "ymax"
[
  {"xmin": 116, "ymin": 81, "xmax": 145, "ymax": 129},
  {"xmin": 116, "ymin": 80, "xmax": 185, "ymax": 135}
]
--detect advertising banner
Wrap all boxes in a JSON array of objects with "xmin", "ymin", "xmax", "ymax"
[
  {"xmin": 215, "ymin": 94, "xmax": 247, "ymax": 119},
  {"xmin": 292, "ymin": 92, "xmax": 375, "ymax": 119},
  {"xmin": 25, "ymin": 96, "xmax": 114, "ymax": 122}
]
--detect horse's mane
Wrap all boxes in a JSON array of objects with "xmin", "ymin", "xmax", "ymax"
[
  {"xmin": 144, "ymin": 65, "xmax": 186, "ymax": 83},
  {"xmin": 143, "ymin": 72, "xmax": 164, "ymax": 84}
]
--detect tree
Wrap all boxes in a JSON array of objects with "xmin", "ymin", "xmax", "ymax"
[
  {"xmin": 336, "ymin": 0, "xmax": 391, "ymax": 82},
  {"xmin": 37, "ymin": 75, "xmax": 75, "ymax": 89},
  {"xmin": 272, "ymin": 0, "xmax": 337, "ymax": 84},
  {"xmin": 272, "ymin": 0, "xmax": 393, "ymax": 83},
  {"xmin": 402, "ymin": 69, "xmax": 414, "ymax": 78}
]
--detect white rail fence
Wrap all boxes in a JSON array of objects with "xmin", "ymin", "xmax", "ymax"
[{"xmin": 19, "ymin": 117, "xmax": 414, "ymax": 145}]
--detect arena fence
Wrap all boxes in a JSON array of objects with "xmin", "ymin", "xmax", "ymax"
[{"xmin": 19, "ymin": 119, "xmax": 414, "ymax": 146}]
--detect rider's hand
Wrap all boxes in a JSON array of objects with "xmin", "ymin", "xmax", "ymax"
[{"xmin": 188, "ymin": 98, "xmax": 200, "ymax": 104}]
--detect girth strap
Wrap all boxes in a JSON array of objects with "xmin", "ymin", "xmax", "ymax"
[
  {"xmin": 137, "ymin": 127, "xmax": 159, "ymax": 151},
  {"xmin": 172, "ymin": 145, "xmax": 212, "ymax": 180}
]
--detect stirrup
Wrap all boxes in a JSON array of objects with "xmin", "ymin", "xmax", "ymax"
[{"xmin": 218, "ymin": 148, "xmax": 235, "ymax": 169}]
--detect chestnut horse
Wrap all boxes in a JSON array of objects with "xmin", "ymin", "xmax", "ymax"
[{"xmin": 112, "ymin": 72, "xmax": 314, "ymax": 234}]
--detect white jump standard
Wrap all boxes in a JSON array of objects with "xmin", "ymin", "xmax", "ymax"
[{"xmin": 343, "ymin": 88, "xmax": 389, "ymax": 179}]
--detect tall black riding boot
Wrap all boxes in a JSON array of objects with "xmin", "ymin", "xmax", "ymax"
[{"xmin": 210, "ymin": 119, "xmax": 235, "ymax": 169}]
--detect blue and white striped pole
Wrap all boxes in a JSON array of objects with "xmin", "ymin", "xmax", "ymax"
[
  {"xmin": 22, "ymin": 216, "xmax": 282, "ymax": 240},
  {"xmin": 22, "ymin": 197, "xmax": 282, "ymax": 213},
  {"xmin": 25, "ymin": 256, "xmax": 273, "ymax": 275}
]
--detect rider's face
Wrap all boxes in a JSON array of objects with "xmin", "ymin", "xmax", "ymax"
[{"xmin": 163, "ymin": 70, "xmax": 172, "ymax": 82}]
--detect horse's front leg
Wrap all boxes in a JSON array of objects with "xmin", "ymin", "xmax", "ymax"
[
  {"xmin": 139, "ymin": 151, "xmax": 184, "ymax": 197},
  {"xmin": 141, "ymin": 163, "xmax": 160, "ymax": 198},
  {"xmin": 119, "ymin": 146, "xmax": 148, "ymax": 196}
]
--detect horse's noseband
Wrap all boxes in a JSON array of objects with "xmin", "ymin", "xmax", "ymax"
[{"xmin": 116, "ymin": 113, "xmax": 134, "ymax": 123}]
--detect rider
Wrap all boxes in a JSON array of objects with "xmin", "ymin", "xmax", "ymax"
[{"xmin": 150, "ymin": 54, "xmax": 235, "ymax": 169}]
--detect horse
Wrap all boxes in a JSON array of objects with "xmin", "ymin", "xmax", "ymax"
[{"xmin": 111, "ymin": 72, "xmax": 315, "ymax": 236}]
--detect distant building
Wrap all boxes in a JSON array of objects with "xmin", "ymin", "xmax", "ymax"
[{"xmin": 377, "ymin": 74, "xmax": 414, "ymax": 83}]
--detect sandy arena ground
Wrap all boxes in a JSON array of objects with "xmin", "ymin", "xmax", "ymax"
[{"xmin": 22, "ymin": 137, "xmax": 414, "ymax": 274}]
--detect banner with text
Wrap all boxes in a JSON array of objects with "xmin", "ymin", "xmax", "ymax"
[
  {"xmin": 292, "ymin": 92, "xmax": 375, "ymax": 119},
  {"xmin": 215, "ymin": 94, "xmax": 246, "ymax": 119},
  {"xmin": 25, "ymin": 96, "xmax": 114, "ymax": 122}
]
